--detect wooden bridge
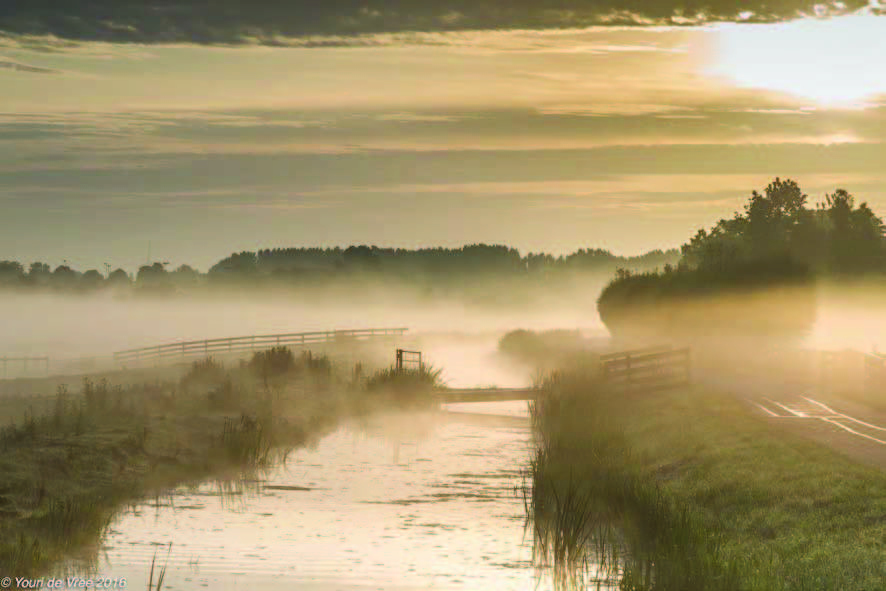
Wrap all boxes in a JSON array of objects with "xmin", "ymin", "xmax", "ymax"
[
  {"xmin": 437, "ymin": 387, "xmax": 537, "ymax": 403},
  {"xmin": 113, "ymin": 327, "xmax": 409, "ymax": 368}
]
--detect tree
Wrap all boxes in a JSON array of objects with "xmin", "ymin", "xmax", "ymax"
[
  {"xmin": 51, "ymin": 265, "xmax": 78, "ymax": 290},
  {"xmin": 343, "ymin": 245, "xmax": 380, "ymax": 269},
  {"xmin": 107, "ymin": 268, "xmax": 131, "ymax": 288},
  {"xmin": 678, "ymin": 178, "xmax": 886, "ymax": 274},
  {"xmin": 26, "ymin": 262, "xmax": 51, "ymax": 286},
  {"xmin": 172, "ymin": 264, "xmax": 201, "ymax": 287},
  {"xmin": 80, "ymin": 269, "xmax": 104, "ymax": 290},
  {"xmin": 136, "ymin": 262, "xmax": 174, "ymax": 292},
  {"xmin": 0, "ymin": 260, "xmax": 24, "ymax": 285}
]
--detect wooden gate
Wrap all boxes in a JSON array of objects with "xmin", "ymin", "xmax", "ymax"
[
  {"xmin": 395, "ymin": 349, "xmax": 422, "ymax": 372},
  {"xmin": 599, "ymin": 346, "xmax": 690, "ymax": 392}
]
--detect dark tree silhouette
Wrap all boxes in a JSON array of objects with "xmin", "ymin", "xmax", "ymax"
[
  {"xmin": 107, "ymin": 268, "xmax": 131, "ymax": 287},
  {"xmin": 80, "ymin": 269, "xmax": 105, "ymax": 290},
  {"xmin": 0, "ymin": 260, "xmax": 24, "ymax": 285}
]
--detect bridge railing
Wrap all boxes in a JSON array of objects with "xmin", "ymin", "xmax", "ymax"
[{"xmin": 113, "ymin": 327, "xmax": 409, "ymax": 367}]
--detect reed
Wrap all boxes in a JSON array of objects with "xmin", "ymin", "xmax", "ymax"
[
  {"xmin": 221, "ymin": 414, "xmax": 272, "ymax": 467},
  {"xmin": 363, "ymin": 364, "xmax": 444, "ymax": 408},
  {"xmin": 147, "ymin": 542, "xmax": 172, "ymax": 591}
]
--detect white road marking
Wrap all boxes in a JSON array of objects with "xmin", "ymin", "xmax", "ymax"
[
  {"xmin": 821, "ymin": 418, "xmax": 886, "ymax": 446},
  {"xmin": 753, "ymin": 402, "xmax": 780, "ymax": 417},
  {"xmin": 802, "ymin": 397, "xmax": 886, "ymax": 433},
  {"xmin": 772, "ymin": 400, "xmax": 806, "ymax": 417},
  {"xmin": 749, "ymin": 396, "xmax": 886, "ymax": 445}
]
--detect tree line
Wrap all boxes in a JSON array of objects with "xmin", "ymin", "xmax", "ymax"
[{"xmin": 0, "ymin": 244, "xmax": 680, "ymax": 295}]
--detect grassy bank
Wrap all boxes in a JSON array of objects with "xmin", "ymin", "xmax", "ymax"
[
  {"xmin": 525, "ymin": 369, "xmax": 886, "ymax": 590},
  {"xmin": 0, "ymin": 347, "xmax": 439, "ymax": 583}
]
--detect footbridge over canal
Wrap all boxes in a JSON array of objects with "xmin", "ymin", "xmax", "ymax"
[{"xmin": 436, "ymin": 387, "xmax": 537, "ymax": 403}]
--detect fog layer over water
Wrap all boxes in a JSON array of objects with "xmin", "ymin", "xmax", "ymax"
[{"xmin": 0, "ymin": 289, "xmax": 604, "ymax": 385}]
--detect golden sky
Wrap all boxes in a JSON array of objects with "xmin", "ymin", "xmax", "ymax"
[{"xmin": 1, "ymin": 14, "xmax": 885, "ymax": 271}]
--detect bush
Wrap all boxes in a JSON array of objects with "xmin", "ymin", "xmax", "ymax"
[{"xmin": 596, "ymin": 257, "xmax": 817, "ymax": 342}]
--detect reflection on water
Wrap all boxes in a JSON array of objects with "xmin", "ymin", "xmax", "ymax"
[{"xmin": 84, "ymin": 402, "xmax": 570, "ymax": 590}]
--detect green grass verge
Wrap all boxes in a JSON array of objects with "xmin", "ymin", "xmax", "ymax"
[{"xmin": 525, "ymin": 369, "xmax": 886, "ymax": 590}]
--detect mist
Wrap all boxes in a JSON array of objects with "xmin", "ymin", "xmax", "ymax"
[{"xmin": 0, "ymin": 278, "xmax": 609, "ymax": 385}]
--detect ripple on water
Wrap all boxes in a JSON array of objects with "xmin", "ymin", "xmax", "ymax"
[{"xmin": 88, "ymin": 402, "xmax": 572, "ymax": 590}]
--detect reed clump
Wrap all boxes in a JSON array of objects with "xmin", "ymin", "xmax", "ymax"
[
  {"xmin": 363, "ymin": 364, "xmax": 443, "ymax": 408},
  {"xmin": 221, "ymin": 414, "xmax": 273, "ymax": 467}
]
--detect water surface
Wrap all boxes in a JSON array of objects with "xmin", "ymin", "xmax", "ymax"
[{"xmin": 86, "ymin": 401, "xmax": 568, "ymax": 590}]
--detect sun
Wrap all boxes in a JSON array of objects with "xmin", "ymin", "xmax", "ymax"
[{"xmin": 709, "ymin": 14, "xmax": 886, "ymax": 107}]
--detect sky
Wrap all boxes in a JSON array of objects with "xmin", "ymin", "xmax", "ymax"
[{"xmin": 1, "ymin": 2, "xmax": 885, "ymax": 272}]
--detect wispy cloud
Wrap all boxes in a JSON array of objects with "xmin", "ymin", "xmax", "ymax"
[
  {"xmin": 537, "ymin": 104, "xmax": 693, "ymax": 117},
  {"xmin": 0, "ymin": 58, "xmax": 59, "ymax": 74}
]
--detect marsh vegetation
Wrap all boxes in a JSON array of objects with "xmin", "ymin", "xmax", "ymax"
[{"xmin": 0, "ymin": 345, "xmax": 450, "ymax": 582}]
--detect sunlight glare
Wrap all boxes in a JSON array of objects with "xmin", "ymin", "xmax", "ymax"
[{"xmin": 710, "ymin": 14, "xmax": 886, "ymax": 107}]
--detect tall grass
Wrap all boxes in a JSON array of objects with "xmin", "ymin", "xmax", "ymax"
[
  {"xmin": 147, "ymin": 542, "xmax": 173, "ymax": 591},
  {"xmin": 221, "ymin": 414, "xmax": 272, "ymax": 467},
  {"xmin": 180, "ymin": 357, "xmax": 226, "ymax": 392},
  {"xmin": 248, "ymin": 346, "xmax": 295, "ymax": 377},
  {"xmin": 524, "ymin": 370, "xmax": 746, "ymax": 591},
  {"xmin": 363, "ymin": 364, "xmax": 443, "ymax": 408}
]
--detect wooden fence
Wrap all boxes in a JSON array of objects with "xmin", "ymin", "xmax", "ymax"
[
  {"xmin": 599, "ymin": 346, "xmax": 691, "ymax": 392},
  {"xmin": 113, "ymin": 327, "xmax": 409, "ymax": 367},
  {"xmin": 1, "ymin": 356, "xmax": 50, "ymax": 378}
]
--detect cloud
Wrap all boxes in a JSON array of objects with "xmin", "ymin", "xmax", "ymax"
[
  {"xmin": 0, "ymin": 58, "xmax": 59, "ymax": 74},
  {"xmin": 0, "ymin": 103, "xmax": 881, "ymax": 165},
  {"xmin": 374, "ymin": 112, "xmax": 468, "ymax": 123},
  {"xmin": 0, "ymin": 0, "xmax": 879, "ymax": 46},
  {"xmin": 537, "ymin": 104, "xmax": 694, "ymax": 117}
]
